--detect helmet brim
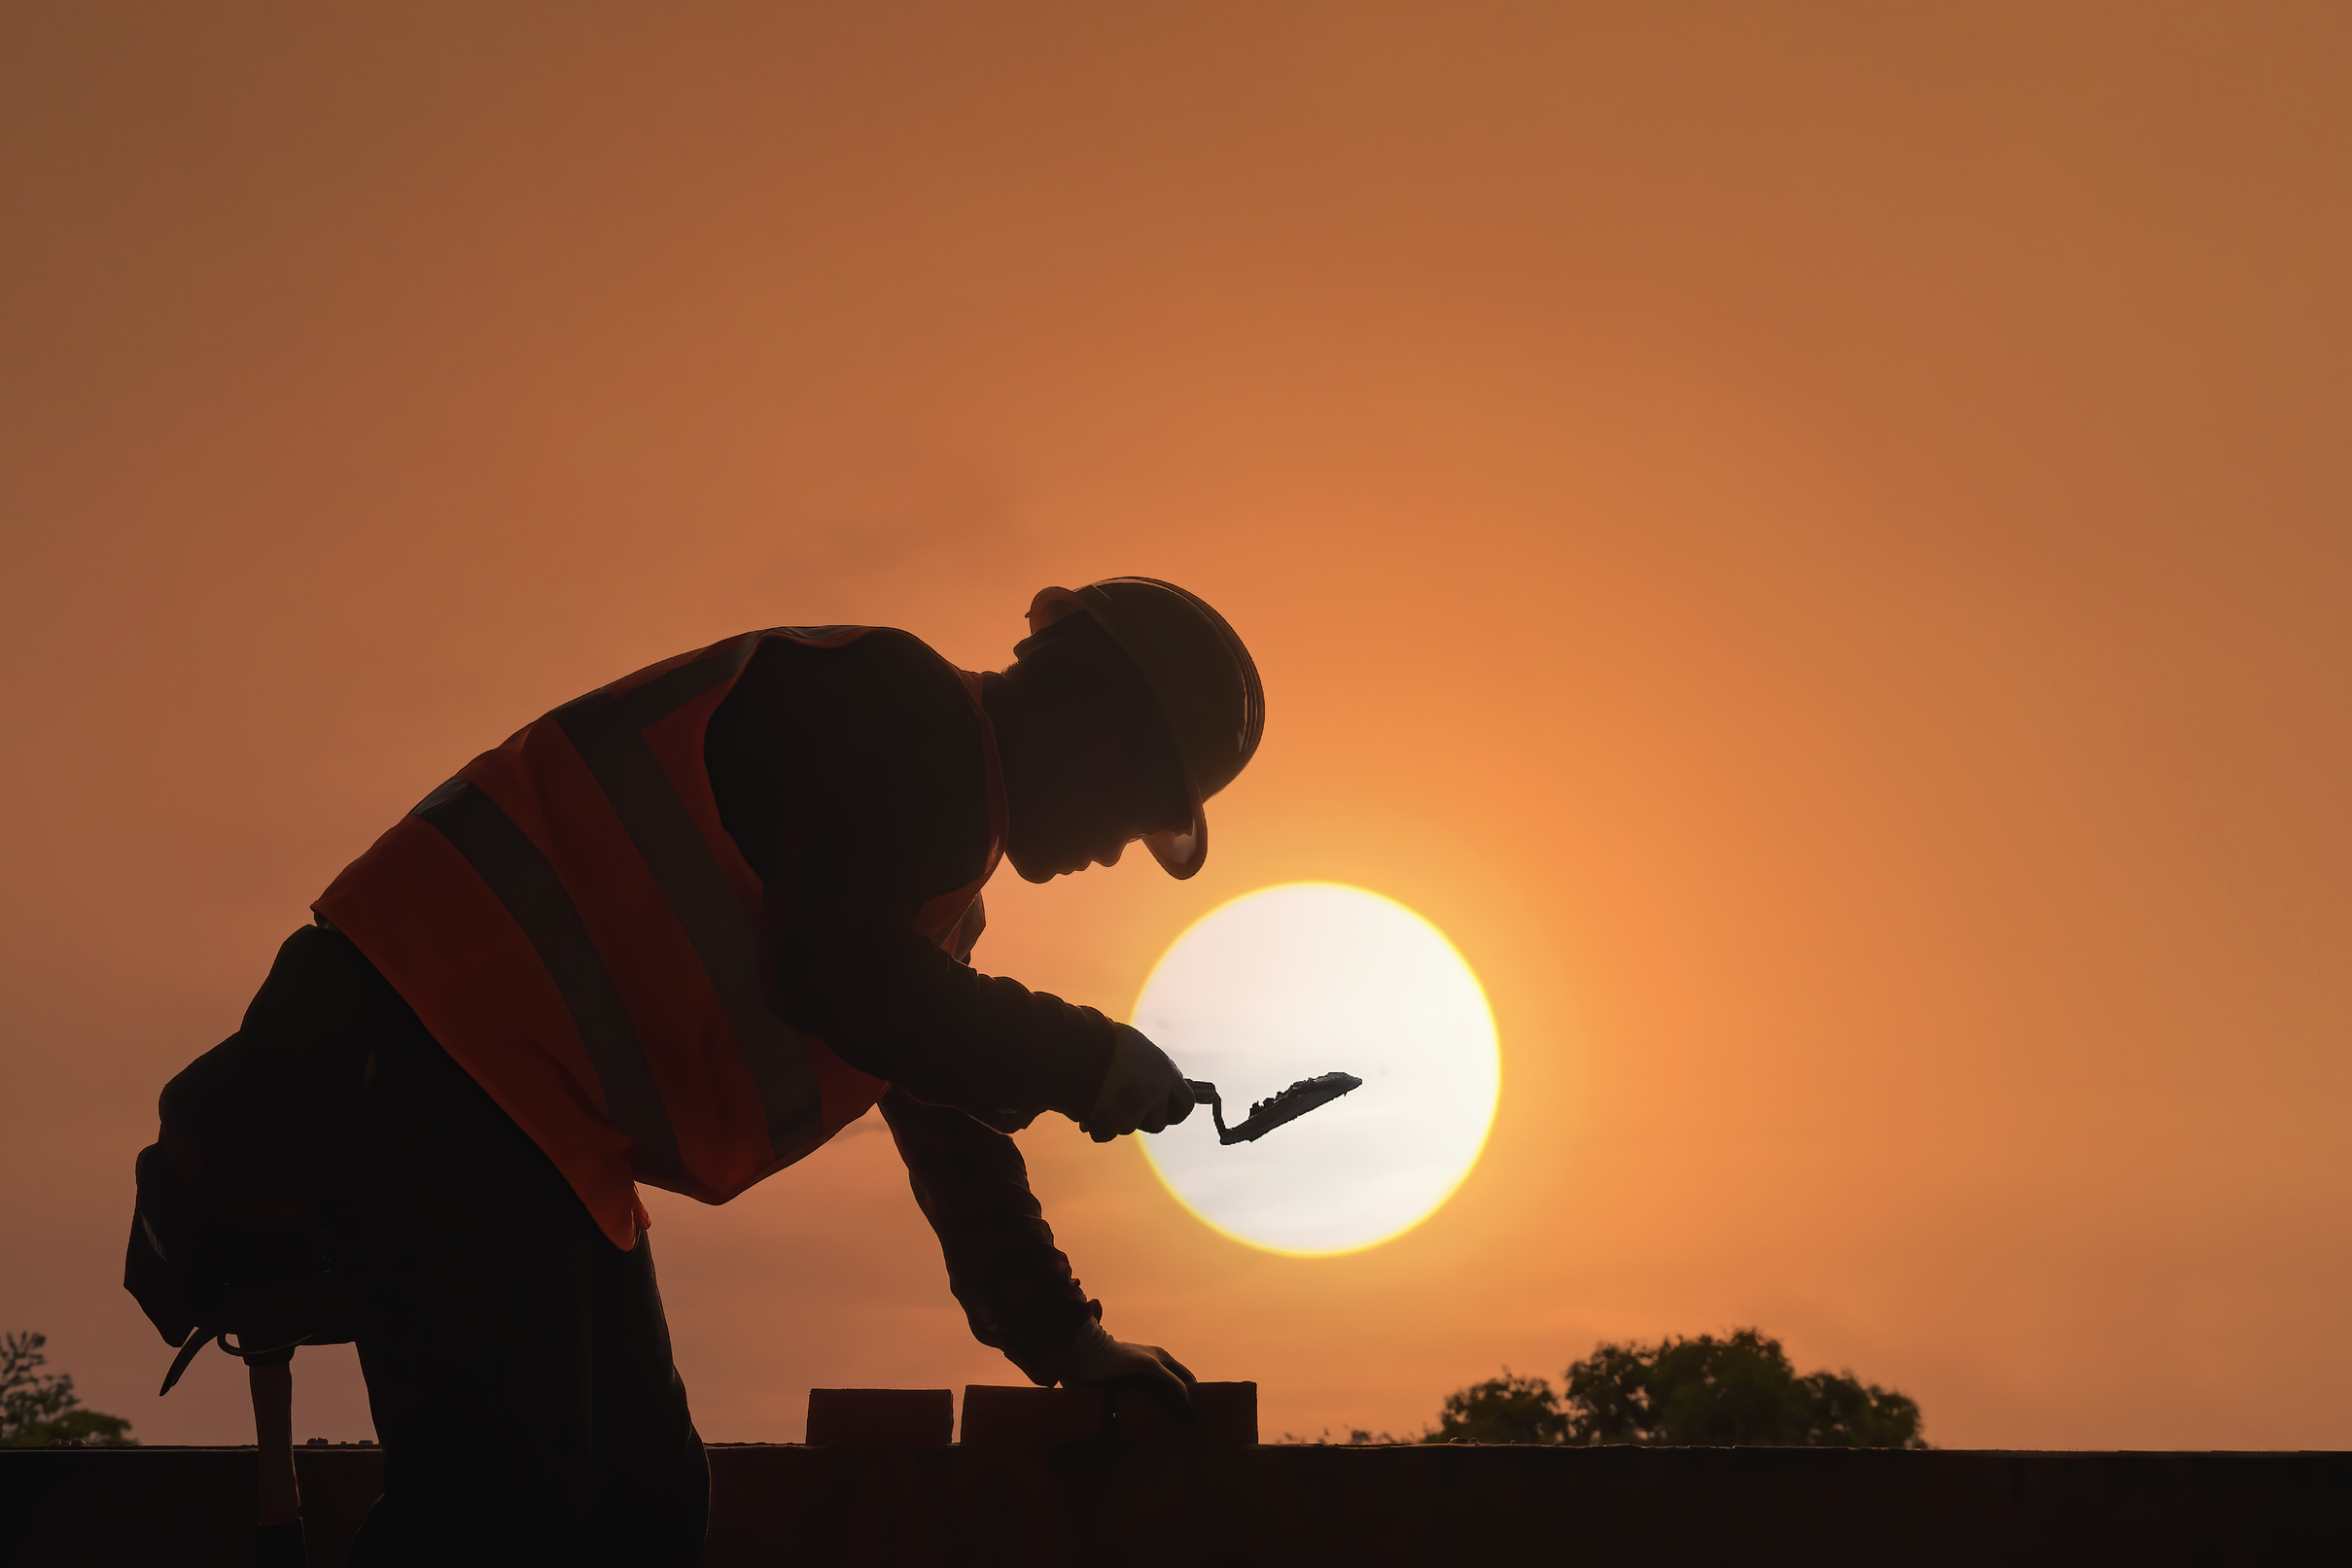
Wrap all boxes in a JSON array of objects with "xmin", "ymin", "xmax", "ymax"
[{"xmin": 1143, "ymin": 813, "xmax": 1206, "ymax": 880}]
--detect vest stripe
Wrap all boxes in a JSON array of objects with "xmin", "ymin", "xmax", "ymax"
[
  {"xmin": 412, "ymin": 775, "xmax": 688, "ymax": 1187},
  {"xmin": 550, "ymin": 635, "xmax": 825, "ymax": 1159}
]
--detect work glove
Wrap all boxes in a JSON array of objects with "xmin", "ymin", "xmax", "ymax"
[
  {"xmin": 1080, "ymin": 1026, "xmax": 1194, "ymax": 1143},
  {"xmin": 1056, "ymin": 1316, "xmax": 1198, "ymax": 1412}
]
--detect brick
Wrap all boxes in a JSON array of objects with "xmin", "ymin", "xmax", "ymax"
[
  {"xmin": 804, "ymin": 1387, "xmax": 953, "ymax": 1447},
  {"xmin": 1112, "ymin": 1380, "xmax": 1258, "ymax": 1446},
  {"xmin": 959, "ymin": 1384, "xmax": 1106, "ymax": 1446}
]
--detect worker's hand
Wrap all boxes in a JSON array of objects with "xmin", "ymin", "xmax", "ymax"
[
  {"xmin": 1056, "ymin": 1316, "xmax": 1198, "ymax": 1412},
  {"xmin": 1080, "ymin": 1026, "xmax": 1195, "ymax": 1143}
]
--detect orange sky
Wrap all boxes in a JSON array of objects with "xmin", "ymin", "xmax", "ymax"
[{"xmin": 6, "ymin": 4, "xmax": 2349, "ymax": 1450}]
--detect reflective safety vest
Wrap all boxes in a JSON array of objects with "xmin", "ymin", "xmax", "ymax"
[{"xmin": 315, "ymin": 627, "xmax": 1007, "ymax": 1248}]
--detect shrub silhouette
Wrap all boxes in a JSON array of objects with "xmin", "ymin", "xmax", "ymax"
[
  {"xmin": 1424, "ymin": 1328, "xmax": 1924, "ymax": 1448},
  {"xmin": 1424, "ymin": 1370, "xmax": 1570, "ymax": 1445},
  {"xmin": 2, "ymin": 1332, "xmax": 135, "ymax": 1448}
]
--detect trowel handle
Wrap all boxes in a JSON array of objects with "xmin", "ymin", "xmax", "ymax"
[{"xmin": 1183, "ymin": 1081, "xmax": 1233, "ymax": 1142}]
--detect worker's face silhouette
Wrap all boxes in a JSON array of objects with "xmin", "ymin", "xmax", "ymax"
[{"xmin": 991, "ymin": 622, "xmax": 1188, "ymax": 883}]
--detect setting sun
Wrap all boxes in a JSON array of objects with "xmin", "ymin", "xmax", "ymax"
[{"xmin": 1136, "ymin": 884, "xmax": 1501, "ymax": 1255}]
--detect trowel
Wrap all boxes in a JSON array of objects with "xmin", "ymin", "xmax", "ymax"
[{"xmin": 1183, "ymin": 1072, "xmax": 1363, "ymax": 1145}]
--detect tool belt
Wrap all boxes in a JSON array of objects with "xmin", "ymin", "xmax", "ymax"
[
  {"xmin": 126, "ymin": 985, "xmax": 371, "ymax": 1568},
  {"xmin": 125, "ymin": 1023, "xmax": 363, "ymax": 1394}
]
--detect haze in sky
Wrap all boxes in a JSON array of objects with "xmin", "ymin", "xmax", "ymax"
[{"xmin": 4, "ymin": 3, "xmax": 2348, "ymax": 1450}]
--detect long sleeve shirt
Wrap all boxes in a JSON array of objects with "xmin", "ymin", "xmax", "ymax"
[{"xmin": 702, "ymin": 629, "xmax": 1114, "ymax": 1379}]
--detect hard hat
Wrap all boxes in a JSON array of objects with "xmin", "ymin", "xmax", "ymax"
[{"xmin": 1025, "ymin": 576, "xmax": 1265, "ymax": 880}]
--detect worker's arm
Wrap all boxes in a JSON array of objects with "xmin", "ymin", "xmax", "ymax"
[
  {"xmin": 876, "ymin": 1086, "xmax": 1096, "ymax": 1383},
  {"xmin": 768, "ymin": 898, "xmax": 1119, "ymax": 1131},
  {"xmin": 879, "ymin": 1085, "xmax": 1196, "ymax": 1401},
  {"xmin": 874, "ymin": 911, "xmax": 1192, "ymax": 1395}
]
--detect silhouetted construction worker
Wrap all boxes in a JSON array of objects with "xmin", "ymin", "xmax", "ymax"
[{"xmin": 127, "ymin": 578, "xmax": 1263, "ymax": 1566}]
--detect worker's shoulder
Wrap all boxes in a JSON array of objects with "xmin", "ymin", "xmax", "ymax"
[
  {"xmin": 717, "ymin": 625, "xmax": 976, "ymax": 734},
  {"xmin": 825, "ymin": 624, "xmax": 959, "ymax": 673},
  {"xmin": 759, "ymin": 624, "xmax": 966, "ymax": 696}
]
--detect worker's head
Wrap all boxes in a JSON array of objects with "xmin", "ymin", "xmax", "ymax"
[{"xmin": 991, "ymin": 577, "xmax": 1264, "ymax": 884}]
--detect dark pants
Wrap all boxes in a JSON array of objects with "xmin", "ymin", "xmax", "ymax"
[{"xmin": 259, "ymin": 927, "xmax": 710, "ymax": 1565}]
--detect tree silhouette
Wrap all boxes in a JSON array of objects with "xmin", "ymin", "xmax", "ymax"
[
  {"xmin": 1423, "ymin": 1328, "xmax": 1925, "ymax": 1448},
  {"xmin": 1424, "ymin": 1369, "xmax": 1570, "ymax": 1445},
  {"xmin": 2, "ymin": 1332, "xmax": 135, "ymax": 1448}
]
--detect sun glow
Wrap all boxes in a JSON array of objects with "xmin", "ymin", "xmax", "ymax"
[{"xmin": 1135, "ymin": 884, "xmax": 1501, "ymax": 1255}]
